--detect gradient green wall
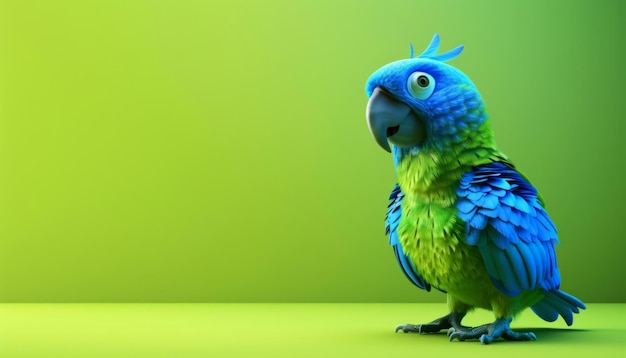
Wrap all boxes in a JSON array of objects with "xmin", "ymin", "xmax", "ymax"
[{"xmin": 0, "ymin": 0, "xmax": 623, "ymax": 303}]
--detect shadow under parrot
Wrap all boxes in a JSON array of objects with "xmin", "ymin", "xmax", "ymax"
[{"xmin": 404, "ymin": 327, "xmax": 623, "ymax": 345}]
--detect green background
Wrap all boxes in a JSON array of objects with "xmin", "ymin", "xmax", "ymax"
[{"xmin": 0, "ymin": 0, "xmax": 624, "ymax": 303}]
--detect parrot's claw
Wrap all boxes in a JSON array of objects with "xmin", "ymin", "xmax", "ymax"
[
  {"xmin": 395, "ymin": 324, "xmax": 421, "ymax": 333},
  {"xmin": 395, "ymin": 312, "xmax": 466, "ymax": 334},
  {"xmin": 447, "ymin": 318, "xmax": 536, "ymax": 344}
]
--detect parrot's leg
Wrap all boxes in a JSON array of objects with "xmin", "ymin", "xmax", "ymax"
[
  {"xmin": 395, "ymin": 311, "xmax": 467, "ymax": 334},
  {"xmin": 447, "ymin": 317, "xmax": 536, "ymax": 344}
]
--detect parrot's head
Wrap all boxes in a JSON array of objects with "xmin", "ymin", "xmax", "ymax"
[{"xmin": 365, "ymin": 34, "xmax": 489, "ymax": 163}]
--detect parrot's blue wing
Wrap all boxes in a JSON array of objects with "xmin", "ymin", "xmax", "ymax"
[
  {"xmin": 386, "ymin": 184, "xmax": 431, "ymax": 291},
  {"xmin": 456, "ymin": 162, "xmax": 561, "ymax": 296}
]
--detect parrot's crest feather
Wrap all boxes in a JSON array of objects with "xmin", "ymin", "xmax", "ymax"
[{"xmin": 411, "ymin": 33, "xmax": 464, "ymax": 62}]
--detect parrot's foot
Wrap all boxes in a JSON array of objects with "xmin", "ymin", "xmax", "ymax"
[
  {"xmin": 395, "ymin": 312, "xmax": 467, "ymax": 334},
  {"xmin": 447, "ymin": 318, "xmax": 536, "ymax": 344}
]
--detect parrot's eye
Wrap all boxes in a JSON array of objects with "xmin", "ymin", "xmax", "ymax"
[
  {"xmin": 417, "ymin": 75, "xmax": 429, "ymax": 87},
  {"xmin": 407, "ymin": 72, "xmax": 435, "ymax": 100}
]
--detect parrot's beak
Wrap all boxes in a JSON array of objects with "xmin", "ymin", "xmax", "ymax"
[{"xmin": 366, "ymin": 87, "xmax": 426, "ymax": 153}]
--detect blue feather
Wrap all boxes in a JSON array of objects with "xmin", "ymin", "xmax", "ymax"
[
  {"xmin": 467, "ymin": 190, "xmax": 484, "ymax": 202},
  {"xmin": 386, "ymin": 184, "xmax": 431, "ymax": 291},
  {"xmin": 389, "ymin": 230, "xmax": 399, "ymax": 246},
  {"xmin": 537, "ymin": 210, "xmax": 557, "ymax": 237},
  {"xmin": 516, "ymin": 225, "xmax": 532, "ymax": 242},
  {"xmin": 475, "ymin": 195, "xmax": 486, "ymax": 207},
  {"xmin": 501, "ymin": 191, "xmax": 516, "ymax": 206},
  {"xmin": 488, "ymin": 177, "xmax": 511, "ymax": 190},
  {"xmin": 509, "ymin": 208, "xmax": 522, "ymax": 226},
  {"xmin": 482, "ymin": 194, "xmax": 499, "ymax": 210},
  {"xmin": 497, "ymin": 204, "xmax": 511, "ymax": 222},
  {"xmin": 466, "ymin": 227, "xmax": 481, "ymax": 245},
  {"xmin": 491, "ymin": 248, "xmax": 521, "ymax": 296},
  {"xmin": 546, "ymin": 243, "xmax": 557, "ymax": 271},
  {"xmin": 418, "ymin": 33, "xmax": 440, "ymax": 58},
  {"xmin": 531, "ymin": 300, "xmax": 559, "ymax": 322},
  {"xmin": 505, "ymin": 245, "xmax": 529, "ymax": 290},
  {"xmin": 516, "ymin": 243, "xmax": 538, "ymax": 288},
  {"xmin": 486, "ymin": 226, "xmax": 509, "ymax": 250},
  {"xmin": 455, "ymin": 187, "xmax": 468, "ymax": 196},
  {"xmin": 393, "ymin": 245, "xmax": 431, "ymax": 291},
  {"xmin": 479, "ymin": 206, "xmax": 500, "ymax": 218},
  {"xmin": 457, "ymin": 198, "xmax": 475, "ymax": 214},
  {"xmin": 414, "ymin": 33, "xmax": 464, "ymax": 63},
  {"xmin": 533, "ymin": 241, "xmax": 547, "ymax": 282},
  {"xmin": 431, "ymin": 45, "xmax": 464, "ymax": 62},
  {"xmin": 540, "ymin": 291, "xmax": 574, "ymax": 325},
  {"xmin": 547, "ymin": 289, "xmax": 586, "ymax": 311},
  {"xmin": 527, "ymin": 217, "xmax": 539, "ymax": 236},
  {"xmin": 469, "ymin": 213, "xmax": 488, "ymax": 230},
  {"xmin": 514, "ymin": 196, "xmax": 530, "ymax": 213},
  {"xmin": 479, "ymin": 247, "xmax": 498, "ymax": 275},
  {"xmin": 491, "ymin": 219, "xmax": 518, "ymax": 244}
]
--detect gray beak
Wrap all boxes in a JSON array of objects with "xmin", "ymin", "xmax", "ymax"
[{"xmin": 366, "ymin": 87, "xmax": 426, "ymax": 153}]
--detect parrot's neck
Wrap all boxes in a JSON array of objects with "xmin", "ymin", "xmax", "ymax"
[{"xmin": 394, "ymin": 120, "xmax": 503, "ymax": 204}]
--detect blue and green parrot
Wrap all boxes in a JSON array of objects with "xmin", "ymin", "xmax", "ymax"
[{"xmin": 365, "ymin": 34, "xmax": 585, "ymax": 344}]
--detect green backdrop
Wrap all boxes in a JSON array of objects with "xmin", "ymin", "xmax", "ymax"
[{"xmin": 0, "ymin": 0, "xmax": 623, "ymax": 303}]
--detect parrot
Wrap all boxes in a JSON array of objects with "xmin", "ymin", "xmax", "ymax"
[{"xmin": 365, "ymin": 34, "xmax": 585, "ymax": 344}]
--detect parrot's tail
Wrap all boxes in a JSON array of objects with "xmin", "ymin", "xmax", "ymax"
[{"xmin": 531, "ymin": 289, "xmax": 586, "ymax": 326}]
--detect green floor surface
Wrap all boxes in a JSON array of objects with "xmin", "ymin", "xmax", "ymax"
[{"xmin": 0, "ymin": 303, "xmax": 622, "ymax": 357}]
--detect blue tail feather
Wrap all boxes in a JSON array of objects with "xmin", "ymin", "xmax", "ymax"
[
  {"xmin": 530, "ymin": 299, "xmax": 558, "ymax": 322},
  {"xmin": 531, "ymin": 289, "xmax": 586, "ymax": 326}
]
